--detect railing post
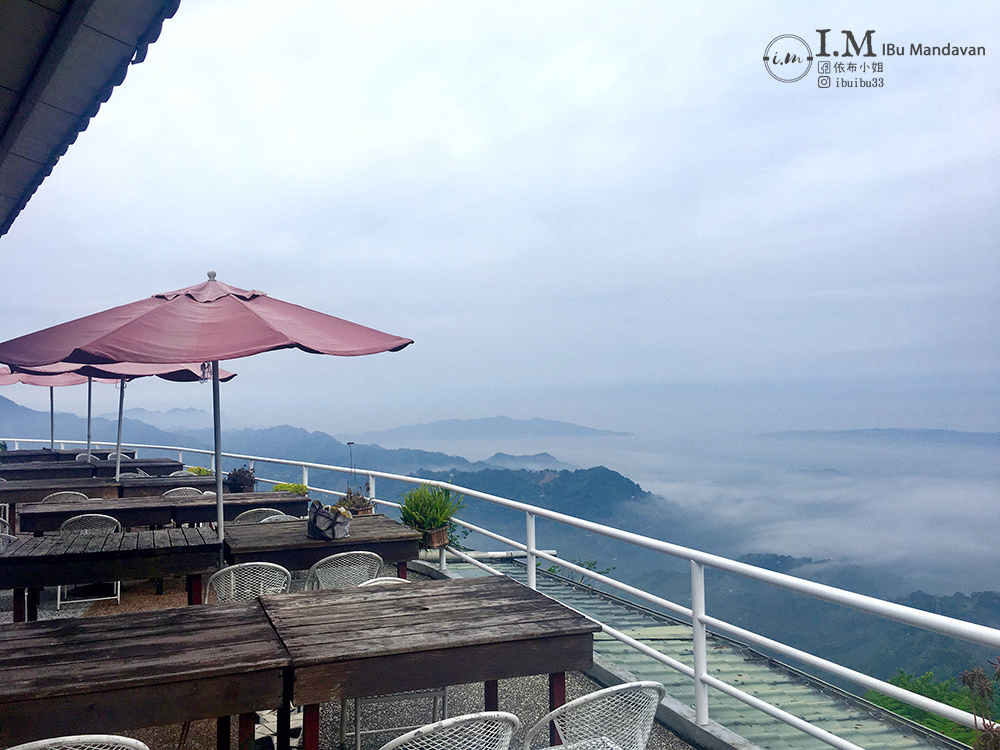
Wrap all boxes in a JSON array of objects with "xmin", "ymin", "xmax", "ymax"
[
  {"xmin": 302, "ymin": 465, "xmax": 308, "ymax": 487},
  {"xmin": 691, "ymin": 560, "xmax": 709, "ymax": 725},
  {"xmin": 210, "ymin": 454, "xmax": 215, "ymax": 472},
  {"xmin": 367, "ymin": 474, "xmax": 375, "ymax": 503},
  {"xmin": 439, "ymin": 547, "xmax": 447, "ymax": 572},
  {"xmin": 526, "ymin": 512, "xmax": 537, "ymax": 590},
  {"xmin": 178, "ymin": 450, "xmax": 183, "ymax": 463}
]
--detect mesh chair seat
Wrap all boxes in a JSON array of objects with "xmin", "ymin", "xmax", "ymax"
[
  {"xmin": 5, "ymin": 735, "xmax": 151, "ymax": 750},
  {"xmin": 232, "ymin": 508, "xmax": 285, "ymax": 524},
  {"xmin": 378, "ymin": 712, "xmax": 520, "ymax": 750},
  {"xmin": 522, "ymin": 681, "xmax": 666, "ymax": 750},
  {"xmin": 57, "ymin": 514, "xmax": 122, "ymax": 609},
  {"xmin": 305, "ymin": 551, "xmax": 384, "ymax": 591},
  {"xmin": 42, "ymin": 491, "xmax": 89, "ymax": 503},
  {"xmin": 206, "ymin": 562, "xmax": 292, "ymax": 603},
  {"xmin": 162, "ymin": 487, "xmax": 205, "ymax": 498}
]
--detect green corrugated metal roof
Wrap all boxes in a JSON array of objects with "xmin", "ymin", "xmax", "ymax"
[{"xmin": 446, "ymin": 559, "xmax": 966, "ymax": 750}]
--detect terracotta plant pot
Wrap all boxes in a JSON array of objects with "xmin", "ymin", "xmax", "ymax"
[{"xmin": 422, "ymin": 527, "xmax": 449, "ymax": 548}]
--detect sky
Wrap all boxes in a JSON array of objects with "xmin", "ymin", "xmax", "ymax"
[{"xmin": 1, "ymin": 0, "xmax": 998, "ymax": 442}]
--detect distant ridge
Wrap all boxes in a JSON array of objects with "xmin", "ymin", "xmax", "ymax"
[
  {"xmin": 345, "ymin": 416, "xmax": 631, "ymax": 443},
  {"xmin": 758, "ymin": 428, "xmax": 999, "ymax": 446}
]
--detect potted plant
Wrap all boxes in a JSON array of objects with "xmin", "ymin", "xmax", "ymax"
[
  {"xmin": 272, "ymin": 482, "xmax": 308, "ymax": 495},
  {"xmin": 226, "ymin": 464, "xmax": 256, "ymax": 493},
  {"xmin": 336, "ymin": 483, "xmax": 374, "ymax": 515},
  {"xmin": 399, "ymin": 484, "xmax": 465, "ymax": 548}
]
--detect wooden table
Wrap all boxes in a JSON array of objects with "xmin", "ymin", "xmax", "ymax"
[
  {"xmin": 223, "ymin": 514, "xmax": 421, "ymax": 576},
  {"xmin": 173, "ymin": 491, "xmax": 310, "ymax": 526},
  {"xmin": 0, "ymin": 460, "xmax": 96, "ymax": 481},
  {"xmin": 90, "ymin": 457, "xmax": 185, "ymax": 477},
  {"xmin": 0, "ymin": 448, "xmax": 135, "ymax": 463},
  {"xmin": 0, "ymin": 599, "xmax": 289, "ymax": 749},
  {"xmin": 262, "ymin": 576, "xmax": 601, "ymax": 750},
  {"xmin": 17, "ymin": 491, "xmax": 308, "ymax": 534},
  {"xmin": 116, "ymin": 473, "xmax": 223, "ymax": 498},
  {"xmin": 0, "ymin": 527, "xmax": 220, "ymax": 622}
]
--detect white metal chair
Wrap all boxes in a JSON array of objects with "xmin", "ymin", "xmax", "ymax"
[
  {"xmin": 42, "ymin": 490, "xmax": 89, "ymax": 503},
  {"xmin": 0, "ymin": 514, "xmax": 10, "ymax": 534},
  {"xmin": 522, "ymin": 681, "xmax": 666, "ymax": 750},
  {"xmin": 105, "ymin": 452, "xmax": 131, "ymax": 462},
  {"xmin": 5, "ymin": 735, "xmax": 151, "ymax": 750},
  {"xmin": 162, "ymin": 486, "xmax": 205, "ymax": 497},
  {"xmin": 56, "ymin": 514, "xmax": 122, "ymax": 609},
  {"xmin": 115, "ymin": 471, "xmax": 150, "ymax": 478},
  {"xmin": 74, "ymin": 452, "xmax": 96, "ymax": 462},
  {"xmin": 205, "ymin": 562, "xmax": 291, "ymax": 603},
  {"xmin": 259, "ymin": 513, "xmax": 300, "ymax": 523},
  {"xmin": 170, "ymin": 469, "xmax": 196, "ymax": 476},
  {"xmin": 0, "ymin": 532, "xmax": 17, "ymax": 548},
  {"xmin": 231, "ymin": 507, "xmax": 284, "ymax": 524},
  {"xmin": 305, "ymin": 551, "xmax": 384, "ymax": 591},
  {"xmin": 378, "ymin": 712, "xmax": 520, "ymax": 750},
  {"xmin": 358, "ymin": 576, "xmax": 411, "ymax": 587}
]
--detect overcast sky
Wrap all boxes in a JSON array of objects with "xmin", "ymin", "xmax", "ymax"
[{"xmin": 1, "ymin": 1, "xmax": 997, "ymax": 441}]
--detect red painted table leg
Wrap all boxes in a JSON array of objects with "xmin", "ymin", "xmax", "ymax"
[
  {"xmin": 238, "ymin": 713, "xmax": 255, "ymax": 750},
  {"xmin": 549, "ymin": 672, "xmax": 566, "ymax": 745},
  {"xmin": 217, "ymin": 715, "xmax": 230, "ymax": 750},
  {"xmin": 485, "ymin": 679, "xmax": 499, "ymax": 711},
  {"xmin": 396, "ymin": 561, "xmax": 407, "ymax": 579},
  {"xmin": 13, "ymin": 588, "xmax": 25, "ymax": 623},
  {"xmin": 187, "ymin": 573, "xmax": 203, "ymax": 605},
  {"xmin": 302, "ymin": 704, "xmax": 320, "ymax": 750}
]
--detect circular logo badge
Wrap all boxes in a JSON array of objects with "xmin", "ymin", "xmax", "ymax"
[{"xmin": 764, "ymin": 35, "xmax": 813, "ymax": 82}]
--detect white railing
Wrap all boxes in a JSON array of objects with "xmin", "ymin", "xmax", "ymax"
[{"xmin": 4, "ymin": 436, "xmax": 995, "ymax": 750}]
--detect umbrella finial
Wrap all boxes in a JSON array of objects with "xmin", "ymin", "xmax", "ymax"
[{"xmin": 207, "ymin": 270, "xmax": 217, "ymax": 281}]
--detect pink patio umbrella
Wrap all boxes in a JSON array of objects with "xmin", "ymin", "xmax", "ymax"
[
  {"xmin": 11, "ymin": 362, "xmax": 236, "ymax": 476},
  {"xmin": 0, "ymin": 272, "xmax": 413, "ymax": 559}
]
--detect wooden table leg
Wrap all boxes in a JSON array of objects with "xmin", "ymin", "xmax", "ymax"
[
  {"xmin": 485, "ymin": 679, "xmax": 499, "ymax": 711},
  {"xmin": 549, "ymin": 672, "xmax": 566, "ymax": 745},
  {"xmin": 238, "ymin": 712, "xmax": 255, "ymax": 750},
  {"xmin": 187, "ymin": 573, "xmax": 203, "ymax": 605},
  {"xmin": 13, "ymin": 587, "xmax": 25, "ymax": 623},
  {"xmin": 217, "ymin": 715, "xmax": 230, "ymax": 750},
  {"xmin": 302, "ymin": 704, "xmax": 320, "ymax": 750},
  {"xmin": 27, "ymin": 587, "xmax": 39, "ymax": 621},
  {"xmin": 276, "ymin": 705, "xmax": 290, "ymax": 750},
  {"xmin": 396, "ymin": 561, "xmax": 407, "ymax": 579}
]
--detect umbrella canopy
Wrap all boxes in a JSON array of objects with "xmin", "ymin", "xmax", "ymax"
[{"xmin": 0, "ymin": 272, "xmax": 412, "ymax": 560}]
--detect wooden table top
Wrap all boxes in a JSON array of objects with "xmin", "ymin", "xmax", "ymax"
[
  {"xmin": 90, "ymin": 457, "xmax": 185, "ymax": 477},
  {"xmin": 0, "ymin": 448, "xmax": 135, "ymax": 463},
  {"xmin": 17, "ymin": 490, "xmax": 308, "ymax": 533},
  {"xmin": 0, "ymin": 599, "xmax": 289, "ymax": 746},
  {"xmin": 262, "ymin": 575, "xmax": 599, "ymax": 706},
  {"xmin": 0, "ymin": 460, "xmax": 96, "ymax": 480},
  {"xmin": 0, "ymin": 526, "xmax": 220, "ymax": 590},
  {"xmin": 0, "ymin": 474, "xmax": 224, "ymax": 504},
  {"xmin": 223, "ymin": 514, "xmax": 421, "ymax": 568}
]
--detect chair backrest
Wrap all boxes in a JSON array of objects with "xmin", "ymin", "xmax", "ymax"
[
  {"xmin": 0, "ymin": 515, "xmax": 10, "ymax": 534},
  {"xmin": 206, "ymin": 562, "xmax": 291, "ymax": 603},
  {"xmin": 105, "ymin": 452, "xmax": 131, "ymax": 461},
  {"xmin": 379, "ymin": 711, "xmax": 520, "ymax": 750},
  {"xmin": 358, "ymin": 576, "xmax": 410, "ymax": 587},
  {"xmin": 5, "ymin": 735, "xmax": 151, "ymax": 750},
  {"xmin": 231, "ymin": 507, "xmax": 284, "ymax": 524},
  {"xmin": 115, "ymin": 472, "xmax": 148, "ymax": 479},
  {"xmin": 162, "ymin": 487, "xmax": 205, "ymax": 498},
  {"xmin": 522, "ymin": 681, "xmax": 666, "ymax": 750},
  {"xmin": 42, "ymin": 491, "xmax": 89, "ymax": 503},
  {"xmin": 305, "ymin": 551, "xmax": 384, "ymax": 591},
  {"xmin": 169, "ymin": 470, "xmax": 196, "ymax": 476},
  {"xmin": 0, "ymin": 532, "xmax": 17, "ymax": 549},
  {"xmin": 259, "ymin": 514, "xmax": 300, "ymax": 523},
  {"xmin": 59, "ymin": 514, "xmax": 121, "ymax": 534},
  {"xmin": 74, "ymin": 453, "xmax": 96, "ymax": 462}
]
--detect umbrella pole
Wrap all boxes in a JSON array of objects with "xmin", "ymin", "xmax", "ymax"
[
  {"xmin": 115, "ymin": 378, "xmax": 125, "ymax": 480},
  {"xmin": 212, "ymin": 361, "xmax": 225, "ymax": 566},
  {"xmin": 86, "ymin": 376, "xmax": 92, "ymax": 461},
  {"xmin": 49, "ymin": 386, "xmax": 54, "ymax": 450}
]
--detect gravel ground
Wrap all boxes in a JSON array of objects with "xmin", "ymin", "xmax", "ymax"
[{"xmin": 5, "ymin": 573, "xmax": 697, "ymax": 750}]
